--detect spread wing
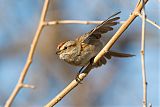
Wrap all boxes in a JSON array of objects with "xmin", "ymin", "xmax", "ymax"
[{"xmin": 80, "ymin": 11, "xmax": 121, "ymax": 44}]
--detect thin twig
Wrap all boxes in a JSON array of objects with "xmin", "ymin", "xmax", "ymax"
[
  {"xmin": 44, "ymin": 20, "xmax": 124, "ymax": 25},
  {"xmin": 21, "ymin": 84, "xmax": 35, "ymax": 89},
  {"xmin": 44, "ymin": 0, "xmax": 148, "ymax": 107},
  {"xmin": 138, "ymin": 13, "xmax": 160, "ymax": 29},
  {"xmin": 141, "ymin": 0, "xmax": 147, "ymax": 107},
  {"xmin": 4, "ymin": 0, "xmax": 50, "ymax": 107}
]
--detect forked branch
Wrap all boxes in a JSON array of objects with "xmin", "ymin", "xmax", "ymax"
[
  {"xmin": 138, "ymin": 13, "xmax": 160, "ymax": 29},
  {"xmin": 4, "ymin": 0, "xmax": 50, "ymax": 107}
]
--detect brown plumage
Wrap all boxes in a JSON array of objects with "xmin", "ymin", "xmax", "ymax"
[{"xmin": 56, "ymin": 11, "xmax": 134, "ymax": 67}]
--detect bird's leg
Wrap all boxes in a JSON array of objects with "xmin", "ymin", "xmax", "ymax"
[
  {"xmin": 79, "ymin": 66, "xmax": 85, "ymax": 74},
  {"xmin": 90, "ymin": 57, "xmax": 95, "ymax": 65},
  {"xmin": 75, "ymin": 57, "xmax": 95, "ymax": 82},
  {"xmin": 75, "ymin": 66, "xmax": 85, "ymax": 83}
]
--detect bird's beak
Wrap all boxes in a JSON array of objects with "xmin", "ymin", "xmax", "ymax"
[{"xmin": 56, "ymin": 50, "xmax": 60, "ymax": 55}]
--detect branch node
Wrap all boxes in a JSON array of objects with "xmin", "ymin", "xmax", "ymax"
[
  {"xmin": 18, "ymin": 83, "xmax": 23, "ymax": 88},
  {"xmin": 138, "ymin": 13, "xmax": 160, "ymax": 29},
  {"xmin": 140, "ymin": 50, "xmax": 144, "ymax": 55},
  {"xmin": 143, "ymin": 101, "xmax": 147, "ymax": 105},
  {"xmin": 75, "ymin": 77, "xmax": 83, "ymax": 83},
  {"xmin": 41, "ymin": 21, "xmax": 46, "ymax": 26},
  {"xmin": 134, "ymin": 11, "xmax": 141, "ymax": 16}
]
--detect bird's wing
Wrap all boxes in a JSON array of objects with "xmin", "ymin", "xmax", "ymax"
[{"xmin": 80, "ymin": 11, "xmax": 121, "ymax": 44}]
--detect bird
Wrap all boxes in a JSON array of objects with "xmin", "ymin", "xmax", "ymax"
[{"xmin": 56, "ymin": 11, "xmax": 134, "ymax": 68}]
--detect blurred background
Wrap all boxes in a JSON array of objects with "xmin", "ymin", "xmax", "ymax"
[{"xmin": 0, "ymin": 0, "xmax": 159, "ymax": 107}]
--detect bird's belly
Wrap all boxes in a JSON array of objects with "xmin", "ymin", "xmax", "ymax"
[
  {"xmin": 67, "ymin": 52, "xmax": 96, "ymax": 66},
  {"xmin": 62, "ymin": 42, "xmax": 102, "ymax": 66},
  {"xmin": 67, "ymin": 46, "xmax": 98, "ymax": 66},
  {"xmin": 77, "ymin": 52, "xmax": 96, "ymax": 66}
]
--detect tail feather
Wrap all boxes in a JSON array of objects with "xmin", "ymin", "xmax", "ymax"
[
  {"xmin": 105, "ymin": 51, "xmax": 135, "ymax": 59},
  {"xmin": 93, "ymin": 50, "xmax": 134, "ymax": 67}
]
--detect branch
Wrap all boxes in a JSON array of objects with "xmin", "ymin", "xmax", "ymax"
[
  {"xmin": 4, "ymin": 0, "xmax": 50, "ymax": 107},
  {"xmin": 44, "ymin": 0, "xmax": 149, "ymax": 107},
  {"xmin": 138, "ymin": 13, "xmax": 160, "ymax": 29},
  {"xmin": 44, "ymin": 20, "xmax": 124, "ymax": 25},
  {"xmin": 140, "ymin": 0, "xmax": 147, "ymax": 107}
]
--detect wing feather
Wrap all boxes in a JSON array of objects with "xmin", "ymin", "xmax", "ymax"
[{"xmin": 81, "ymin": 11, "xmax": 121, "ymax": 43}]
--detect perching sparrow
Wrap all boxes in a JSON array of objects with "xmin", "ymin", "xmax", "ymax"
[{"xmin": 56, "ymin": 12, "xmax": 134, "ymax": 67}]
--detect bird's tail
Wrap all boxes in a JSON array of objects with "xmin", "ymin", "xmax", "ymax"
[{"xmin": 94, "ymin": 51, "xmax": 135, "ymax": 67}]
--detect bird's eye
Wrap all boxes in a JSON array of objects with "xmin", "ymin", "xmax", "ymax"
[{"xmin": 64, "ymin": 47, "xmax": 67, "ymax": 50}]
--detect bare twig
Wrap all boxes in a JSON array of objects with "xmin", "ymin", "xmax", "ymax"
[
  {"xmin": 21, "ymin": 84, "xmax": 35, "ymax": 89},
  {"xmin": 44, "ymin": 0, "xmax": 148, "ymax": 107},
  {"xmin": 44, "ymin": 20, "xmax": 124, "ymax": 25},
  {"xmin": 140, "ymin": 0, "xmax": 147, "ymax": 107},
  {"xmin": 138, "ymin": 13, "xmax": 160, "ymax": 29},
  {"xmin": 4, "ymin": 0, "xmax": 50, "ymax": 107}
]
